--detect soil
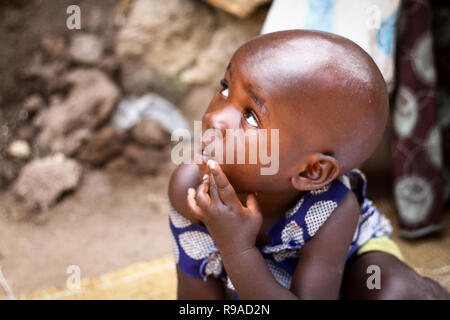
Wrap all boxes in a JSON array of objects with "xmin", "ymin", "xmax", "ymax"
[
  {"xmin": 0, "ymin": 0, "xmax": 179, "ymax": 297},
  {"xmin": 0, "ymin": 162, "xmax": 176, "ymax": 296}
]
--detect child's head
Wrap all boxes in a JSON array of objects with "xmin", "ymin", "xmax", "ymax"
[{"xmin": 198, "ymin": 30, "xmax": 388, "ymax": 194}]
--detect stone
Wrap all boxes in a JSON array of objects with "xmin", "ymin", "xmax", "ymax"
[
  {"xmin": 0, "ymin": 156, "xmax": 18, "ymax": 189},
  {"xmin": 180, "ymin": 85, "xmax": 218, "ymax": 124},
  {"xmin": 202, "ymin": 0, "xmax": 271, "ymax": 18},
  {"xmin": 85, "ymin": 6, "xmax": 103, "ymax": 32},
  {"xmin": 116, "ymin": 0, "xmax": 266, "ymax": 89},
  {"xmin": 16, "ymin": 126, "xmax": 35, "ymax": 141},
  {"xmin": 5, "ymin": 204, "xmax": 28, "ymax": 222},
  {"xmin": 7, "ymin": 140, "xmax": 31, "ymax": 159},
  {"xmin": 23, "ymin": 94, "xmax": 45, "ymax": 114},
  {"xmin": 63, "ymin": 128, "xmax": 92, "ymax": 156},
  {"xmin": 23, "ymin": 53, "xmax": 68, "ymax": 82},
  {"xmin": 130, "ymin": 119, "xmax": 169, "ymax": 148},
  {"xmin": 124, "ymin": 144, "xmax": 167, "ymax": 174},
  {"xmin": 41, "ymin": 34, "xmax": 66, "ymax": 58},
  {"xmin": 14, "ymin": 153, "xmax": 83, "ymax": 211},
  {"xmin": 116, "ymin": 0, "xmax": 215, "ymax": 91},
  {"xmin": 36, "ymin": 69, "xmax": 120, "ymax": 155},
  {"xmin": 77, "ymin": 126, "xmax": 127, "ymax": 165},
  {"xmin": 112, "ymin": 93, "xmax": 189, "ymax": 133},
  {"xmin": 99, "ymin": 55, "xmax": 120, "ymax": 74},
  {"xmin": 69, "ymin": 33, "xmax": 104, "ymax": 64},
  {"xmin": 107, "ymin": 144, "xmax": 167, "ymax": 175},
  {"xmin": 180, "ymin": 15, "xmax": 264, "ymax": 84}
]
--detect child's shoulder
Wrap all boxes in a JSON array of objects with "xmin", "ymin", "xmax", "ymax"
[
  {"xmin": 333, "ymin": 171, "xmax": 363, "ymax": 213},
  {"xmin": 168, "ymin": 164, "xmax": 202, "ymax": 224}
]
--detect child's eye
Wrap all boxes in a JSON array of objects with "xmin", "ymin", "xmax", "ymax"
[
  {"xmin": 243, "ymin": 109, "xmax": 259, "ymax": 128},
  {"xmin": 219, "ymin": 79, "xmax": 229, "ymax": 97}
]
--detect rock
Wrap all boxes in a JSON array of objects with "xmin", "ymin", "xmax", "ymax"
[
  {"xmin": 36, "ymin": 69, "xmax": 120, "ymax": 154},
  {"xmin": 77, "ymin": 126, "xmax": 126, "ymax": 165},
  {"xmin": 116, "ymin": 0, "xmax": 215, "ymax": 91},
  {"xmin": 99, "ymin": 55, "xmax": 120, "ymax": 74},
  {"xmin": 23, "ymin": 94, "xmax": 45, "ymax": 114},
  {"xmin": 180, "ymin": 85, "xmax": 218, "ymax": 123},
  {"xmin": 85, "ymin": 6, "xmax": 103, "ymax": 32},
  {"xmin": 0, "ymin": 124, "xmax": 9, "ymax": 152},
  {"xmin": 126, "ymin": 145, "xmax": 167, "ymax": 174},
  {"xmin": 69, "ymin": 33, "xmax": 104, "ymax": 64},
  {"xmin": 116, "ymin": 0, "xmax": 267, "ymax": 90},
  {"xmin": 16, "ymin": 125, "xmax": 35, "ymax": 141},
  {"xmin": 0, "ymin": 156, "xmax": 18, "ymax": 189},
  {"xmin": 203, "ymin": 0, "xmax": 271, "ymax": 18},
  {"xmin": 7, "ymin": 140, "xmax": 31, "ymax": 159},
  {"xmin": 23, "ymin": 53, "xmax": 68, "ymax": 82},
  {"xmin": 5, "ymin": 204, "xmax": 28, "ymax": 222},
  {"xmin": 63, "ymin": 128, "xmax": 92, "ymax": 156},
  {"xmin": 107, "ymin": 144, "xmax": 167, "ymax": 175},
  {"xmin": 112, "ymin": 93, "xmax": 189, "ymax": 133},
  {"xmin": 41, "ymin": 34, "xmax": 66, "ymax": 58},
  {"xmin": 180, "ymin": 15, "xmax": 264, "ymax": 84},
  {"xmin": 14, "ymin": 153, "xmax": 83, "ymax": 211},
  {"xmin": 116, "ymin": 0, "xmax": 266, "ymax": 89},
  {"xmin": 131, "ymin": 119, "xmax": 169, "ymax": 148}
]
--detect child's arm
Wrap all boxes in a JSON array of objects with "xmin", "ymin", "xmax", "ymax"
[
  {"xmin": 289, "ymin": 187, "xmax": 360, "ymax": 299},
  {"xmin": 187, "ymin": 161, "xmax": 360, "ymax": 299},
  {"xmin": 169, "ymin": 164, "xmax": 226, "ymax": 299},
  {"xmin": 177, "ymin": 267, "xmax": 225, "ymax": 299}
]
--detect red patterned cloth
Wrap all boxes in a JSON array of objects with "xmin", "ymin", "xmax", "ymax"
[{"xmin": 393, "ymin": 0, "xmax": 450, "ymax": 238}]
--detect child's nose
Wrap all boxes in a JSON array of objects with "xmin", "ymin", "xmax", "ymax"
[{"xmin": 204, "ymin": 106, "xmax": 239, "ymax": 133}]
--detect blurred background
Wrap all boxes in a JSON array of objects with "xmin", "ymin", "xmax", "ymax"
[{"xmin": 0, "ymin": 0, "xmax": 448, "ymax": 299}]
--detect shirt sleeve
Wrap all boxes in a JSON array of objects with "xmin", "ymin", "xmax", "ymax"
[{"xmin": 168, "ymin": 200, "xmax": 225, "ymax": 280}]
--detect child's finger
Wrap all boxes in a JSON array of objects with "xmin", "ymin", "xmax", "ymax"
[
  {"xmin": 207, "ymin": 160, "xmax": 241, "ymax": 209},
  {"xmin": 246, "ymin": 193, "xmax": 261, "ymax": 214},
  {"xmin": 207, "ymin": 170, "xmax": 222, "ymax": 205},
  {"xmin": 186, "ymin": 188, "xmax": 204, "ymax": 219},
  {"xmin": 196, "ymin": 177, "xmax": 211, "ymax": 210}
]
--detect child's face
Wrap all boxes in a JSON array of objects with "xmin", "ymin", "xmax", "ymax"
[
  {"xmin": 196, "ymin": 45, "xmax": 318, "ymax": 194},
  {"xmin": 194, "ymin": 30, "xmax": 388, "ymax": 195}
]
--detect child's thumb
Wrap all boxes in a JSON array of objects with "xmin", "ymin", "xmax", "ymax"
[{"xmin": 246, "ymin": 193, "xmax": 260, "ymax": 214}]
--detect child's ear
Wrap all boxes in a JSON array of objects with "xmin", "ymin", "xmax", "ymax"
[{"xmin": 290, "ymin": 153, "xmax": 339, "ymax": 191}]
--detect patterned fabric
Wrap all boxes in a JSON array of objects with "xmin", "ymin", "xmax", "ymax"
[
  {"xmin": 169, "ymin": 169, "xmax": 393, "ymax": 292},
  {"xmin": 392, "ymin": 0, "xmax": 450, "ymax": 238}
]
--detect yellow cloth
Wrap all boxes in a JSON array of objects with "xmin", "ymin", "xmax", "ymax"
[{"xmin": 356, "ymin": 236, "xmax": 404, "ymax": 262}]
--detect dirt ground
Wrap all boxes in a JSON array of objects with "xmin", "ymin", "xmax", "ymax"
[
  {"xmin": 0, "ymin": 0, "xmax": 174, "ymax": 296},
  {"xmin": 0, "ymin": 162, "xmax": 176, "ymax": 296}
]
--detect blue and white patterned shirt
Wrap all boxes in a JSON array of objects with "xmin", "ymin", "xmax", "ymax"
[{"xmin": 169, "ymin": 168, "xmax": 392, "ymax": 291}]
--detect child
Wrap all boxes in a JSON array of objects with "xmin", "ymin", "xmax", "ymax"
[{"xmin": 168, "ymin": 30, "xmax": 450, "ymax": 299}]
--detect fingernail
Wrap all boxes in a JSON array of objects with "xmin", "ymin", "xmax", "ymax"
[
  {"xmin": 207, "ymin": 159, "xmax": 216, "ymax": 169},
  {"xmin": 202, "ymin": 174, "xmax": 208, "ymax": 180},
  {"xmin": 187, "ymin": 188, "xmax": 194, "ymax": 195}
]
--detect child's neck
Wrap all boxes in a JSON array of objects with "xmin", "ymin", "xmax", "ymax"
[
  {"xmin": 238, "ymin": 189, "xmax": 304, "ymax": 246},
  {"xmin": 238, "ymin": 189, "xmax": 304, "ymax": 220}
]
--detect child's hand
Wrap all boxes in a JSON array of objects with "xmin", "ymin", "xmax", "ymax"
[{"xmin": 186, "ymin": 160, "xmax": 262, "ymax": 257}]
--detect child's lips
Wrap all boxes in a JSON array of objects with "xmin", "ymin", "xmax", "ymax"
[
  {"xmin": 194, "ymin": 149, "xmax": 213, "ymax": 164},
  {"xmin": 203, "ymin": 149, "xmax": 213, "ymax": 161}
]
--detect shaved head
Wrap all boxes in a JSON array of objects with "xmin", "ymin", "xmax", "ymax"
[{"xmin": 232, "ymin": 30, "xmax": 389, "ymax": 173}]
